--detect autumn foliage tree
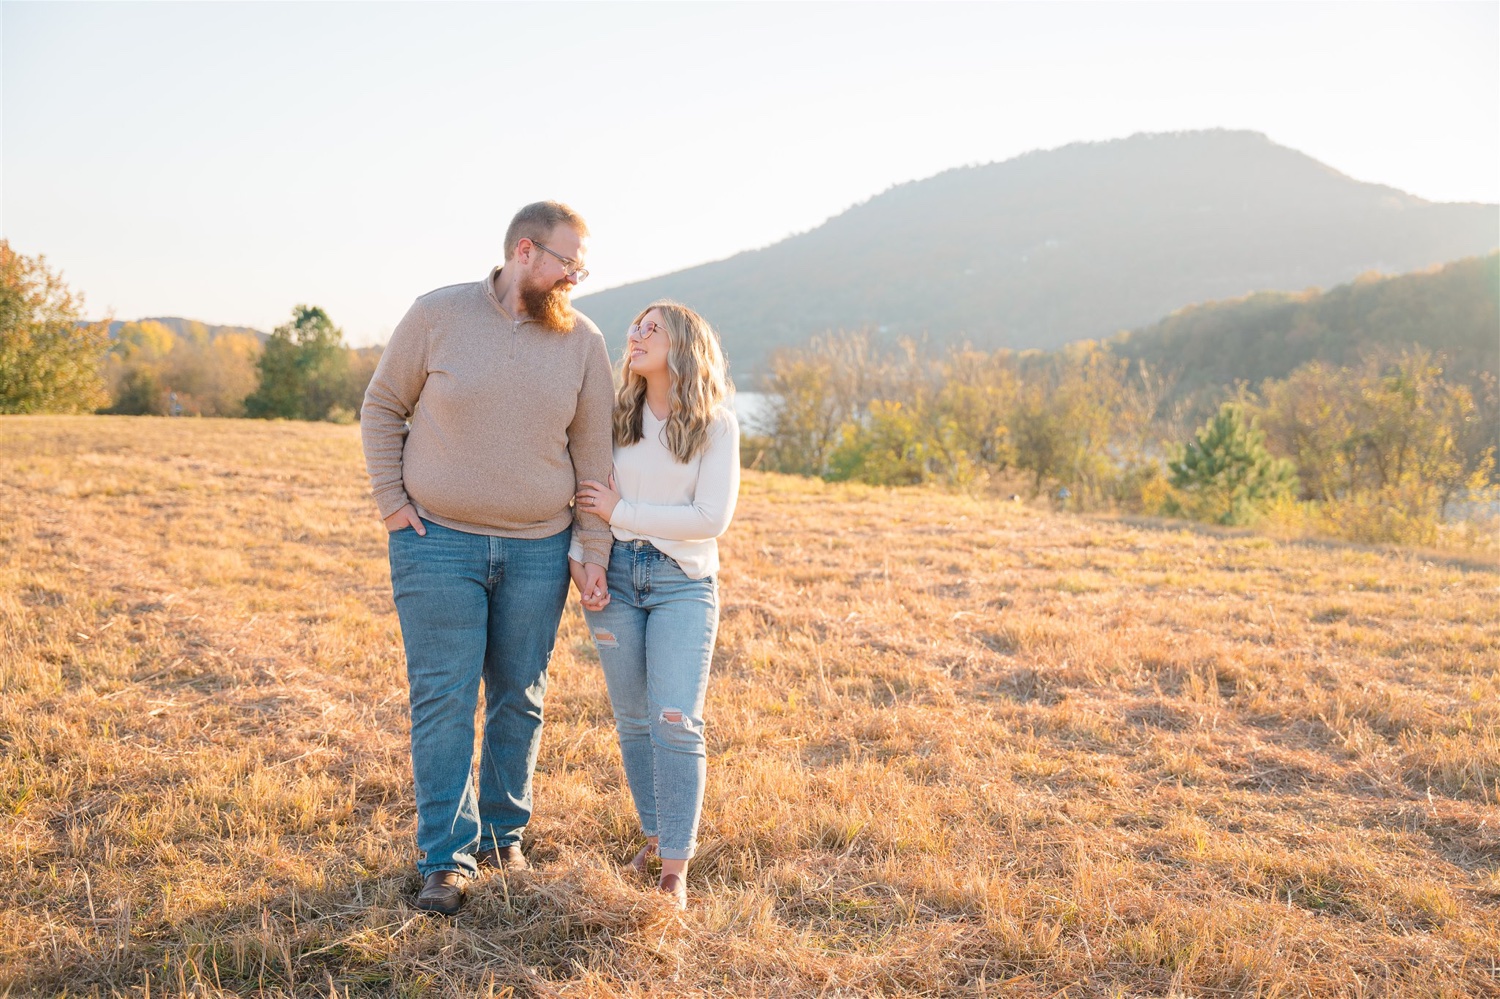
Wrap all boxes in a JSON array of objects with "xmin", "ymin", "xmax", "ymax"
[
  {"xmin": 761, "ymin": 331, "xmax": 895, "ymax": 476},
  {"xmin": 0, "ymin": 241, "xmax": 110, "ymax": 414},
  {"xmin": 753, "ymin": 328, "xmax": 1490, "ymax": 547},
  {"xmin": 101, "ymin": 320, "xmax": 263, "ymax": 417},
  {"xmin": 761, "ymin": 335, "xmax": 1162, "ymax": 500},
  {"xmin": 1257, "ymin": 349, "xmax": 1494, "ymax": 543}
]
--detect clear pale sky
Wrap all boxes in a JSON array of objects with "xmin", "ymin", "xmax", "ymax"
[{"xmin": 4, "ymin": 1, "xmax": 1497, "ymax": 346}]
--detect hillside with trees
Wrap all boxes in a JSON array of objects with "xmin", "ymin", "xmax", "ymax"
[
  {"xmin": 576, "ymin": 130, "xmax": 1498, "ymax": 375},
  {"xmin": 107, "ymin": 317, "xmax": 266, "ymax": 344},
  {"xmin": 1109, "ymin": 253, "xmax": 1499, "ymax": 416}
]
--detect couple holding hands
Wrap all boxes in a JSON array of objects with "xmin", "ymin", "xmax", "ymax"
[{"xmin": 360, "ymin": 201, "xmax": 739, "ymax": 914}]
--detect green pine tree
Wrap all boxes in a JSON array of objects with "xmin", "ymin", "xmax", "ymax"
[{"xmin": 1168, "ymin": 402, "xmax": 1297, "ymax": 525}]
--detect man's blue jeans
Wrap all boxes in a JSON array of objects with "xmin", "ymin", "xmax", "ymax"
[
  {"xmin": 387, "ymin": 521, "xmax": 571, "ymax": 877},
  {"xmin": 583, "ymin": 540, "xmax": 719, "ymax": 861}
]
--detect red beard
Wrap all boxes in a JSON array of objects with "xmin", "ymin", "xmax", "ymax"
[{"xmin": 520, "ymin": 278, "xmax": 574, "ymax": 332}]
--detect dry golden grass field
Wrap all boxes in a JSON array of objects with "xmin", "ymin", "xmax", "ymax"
[{"xmin": 1, "ymin": 416, "xmax": 1497, "ymax": 998}]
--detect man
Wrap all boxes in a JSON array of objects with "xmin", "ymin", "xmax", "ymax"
[{"xmin": 361, "ymin": 201, "xmax": 614, "ymax": 915}]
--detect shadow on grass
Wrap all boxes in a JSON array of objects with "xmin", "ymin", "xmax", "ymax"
[
  {"xmin": 9, "ymin": 857, "xmax": 696, "ymax": 998},
  {"xmin": 1110, "ymin": 513, "xmax": 1499, "ymax": 573}
]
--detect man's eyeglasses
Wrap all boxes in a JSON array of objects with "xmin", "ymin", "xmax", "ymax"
[
  {"xmin": 628, "ymin": 320, "xmax": 662, "ymax": 341},
  {"xmin": 531, "ymin": 240, "xmax": 589, "ymax": 282}
]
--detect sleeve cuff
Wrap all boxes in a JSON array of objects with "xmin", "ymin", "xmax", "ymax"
[
  {"xmin": 609, "ymin": 501, "xmax": 636, "ymax": 534},
  {"xmin": 375, "ymin": 489, "xmax": 411, "ymax": 519},
  {"xmin": 572, "ymin": 528, "xmax": 612, "ymax": 568}
]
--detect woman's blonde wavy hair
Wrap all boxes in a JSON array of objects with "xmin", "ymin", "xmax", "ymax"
[{"xmin": 613, "ymin": 300, "xmax": 734, "ymax": 463}]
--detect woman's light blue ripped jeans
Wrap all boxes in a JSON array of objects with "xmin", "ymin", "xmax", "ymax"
[{"xmin": 584, "ymin": 539, "xmax": 719, "ymax": 861}]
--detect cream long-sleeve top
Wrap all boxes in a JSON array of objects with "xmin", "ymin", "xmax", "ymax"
[
  {"xmin": 361, "ymin": 267, "xmax": 616, "ymax": 567},
  {"xmin": 572, "ymin": 406, "xmax": 740, "ymax": 580}
]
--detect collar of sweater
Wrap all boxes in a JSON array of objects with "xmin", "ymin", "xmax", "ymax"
[
  {"xmin": 485, "ymin": 265, "xmax": 532, "ymax": 325},
  {"xmin": 487, "ymin": 265, "xmax": 583, "ymax": 333}
]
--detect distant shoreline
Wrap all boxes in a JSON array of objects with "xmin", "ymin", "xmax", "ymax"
[{"xmin": 733, "ymin": 391, "xmax": 772, "ymax": 433}]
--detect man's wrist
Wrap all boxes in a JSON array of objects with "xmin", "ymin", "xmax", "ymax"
[{"xmin": 377, "ymin": 494, "xmax": 412, "ymax": 519}]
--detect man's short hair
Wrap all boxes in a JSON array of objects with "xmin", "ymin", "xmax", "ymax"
[{"xmin": 504, "ymin": 201, "xmax": 589, "ymax": 261}]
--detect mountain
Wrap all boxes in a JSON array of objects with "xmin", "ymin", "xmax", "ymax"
[
  {"xmin": 1109, "ymin": 253, "xmax": 1499, "ymax": 408},
  {"xmin": 106, "ymin": 317, "xmax": 268, "ymax": 343},
  {"xmin": 574, "ymin": 130, "xmax": 1498, "ymax": 377}
]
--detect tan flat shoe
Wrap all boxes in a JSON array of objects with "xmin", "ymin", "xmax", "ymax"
[
  {"xmin": 658, "ymin": 872, "xmax": 687, "ymax": 910},
  {"xmin": 624, "ymin": 841, "xmax": 657, "ymax": 876}
]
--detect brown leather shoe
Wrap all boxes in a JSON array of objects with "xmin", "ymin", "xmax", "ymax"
[
  {"xmin": 416, "ymin": 870, "xmax": 467, "ymax": 915},
  {"xmin": 476, "ymin": 844, "xmax": 529, "ymax": 872}
]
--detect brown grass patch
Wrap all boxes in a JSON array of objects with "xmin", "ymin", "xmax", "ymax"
[{"xmin": 1, "ymin": 415, "xmax": 1497, "ymax": 997}]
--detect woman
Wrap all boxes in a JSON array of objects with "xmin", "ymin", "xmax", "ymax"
[{"xmin": 569, "ymin": 300, "xmax": 740, "ymax": 909}]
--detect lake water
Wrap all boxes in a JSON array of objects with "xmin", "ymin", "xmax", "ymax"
[{"xmin": 733, "ymin": 391, "xmax": 774, "ymax": 433}]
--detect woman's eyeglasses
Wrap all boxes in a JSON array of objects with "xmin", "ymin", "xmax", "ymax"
[{"xmin": 628, "ymin": 320, "xmax": 662, "ymax": 341}]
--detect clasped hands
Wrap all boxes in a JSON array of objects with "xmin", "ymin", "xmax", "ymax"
[
  {"xmin": 571, "ymin": 474, "xmax": 619, "ymax": 612},
  {"xmin": 570, "ymin": 559, "xmax": 609, "ymax": 611}
]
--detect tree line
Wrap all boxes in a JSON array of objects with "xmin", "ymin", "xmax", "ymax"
[
  {"xmin": 1, "ymin": 241, "xmax": 377, "ymax": 422},
  {"xmin": 750, "ymin": 331, "xmax": 1496, "ymax": 547},
  {"xmin": 6, "ymin": 239, "xmax": 1495, "ymax": 547}
]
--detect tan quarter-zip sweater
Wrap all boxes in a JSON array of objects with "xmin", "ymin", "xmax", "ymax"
[{"xmin": 361, "ymin": 266, "xmax": 616, "ymax": 567}]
